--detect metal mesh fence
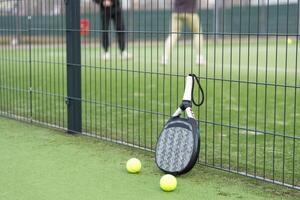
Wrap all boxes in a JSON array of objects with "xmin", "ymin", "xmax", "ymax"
[{"xmin": 0, "ymin": 0, "xmax": 299, "ymax": 190}]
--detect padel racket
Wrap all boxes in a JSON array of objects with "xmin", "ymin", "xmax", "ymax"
[{"xmin": 155, "ymin": 74, "xmax": 204, "ymax": 175}]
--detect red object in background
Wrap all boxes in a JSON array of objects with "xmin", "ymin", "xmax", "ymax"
[{"xmin": 80, "ymin": 19, "xmax": 90, "ymax": 36}]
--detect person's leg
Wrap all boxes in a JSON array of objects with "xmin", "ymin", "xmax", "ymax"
[
  {"xmin": 112, "ymin": 8, "xmax": 131, "ymax": 59},
  {"xmin": 162, "ymin": 13, "xmax": 182, "ymax": 64},
  {"xmin": 113, "ymin": 9, "xmax": 125, "ymax": 52},
  {"xmin": 185, "ymin": 13, "xmax": 205, "ymax": 65},
  {"xmin": 101, "ymin": 10, "xmax": 111, "ymax": 53}
]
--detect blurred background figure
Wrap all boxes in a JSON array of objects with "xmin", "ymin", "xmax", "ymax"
[
  {"xmin": 10, "ymin": 37, "xmax": 18, "ymax": 46},
  {"xmin": 93, "ymin": 0, "xmax": 131, "ymax": 60},
  {"xmin": 162, "ymin": 0, "xmax": 206, "ymax": 65}
]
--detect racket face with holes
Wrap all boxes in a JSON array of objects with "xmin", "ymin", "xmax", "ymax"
[{"xmin": 155, "ymin": 117, "xmax": 200, "ymax": 175}]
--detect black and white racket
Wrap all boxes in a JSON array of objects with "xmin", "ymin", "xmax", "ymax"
[{"xmin": 155, "ymin": 74, "xmax": 204, "ymax": 175}]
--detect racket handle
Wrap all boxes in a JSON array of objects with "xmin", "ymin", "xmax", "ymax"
[{"xmin": 182, "ymin": 75, "xmax": 193, "ymax": 101}]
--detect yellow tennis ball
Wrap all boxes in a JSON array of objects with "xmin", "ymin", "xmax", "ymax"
[
  {"xmin": 160, "ymin": 174, "xmax": 177, "ymax": 192},
  {"xmin": 288, "ymin": 38, "xmax": 293, "ymax": 45},
  {"xmin": 126, "ymin": 158, "xmax": 141, "ymax": 173}
]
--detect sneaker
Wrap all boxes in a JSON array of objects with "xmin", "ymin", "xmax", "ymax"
[
  {"xmin": 121, "ymin": 51, "xmax": 132, "ymax": 60},
  {"xmin": 161, "ymin": 56, "xmax": 169, "ymax": 65},
  {"xmin": 196, "ymin": 55, "xmax": 206, "ymax": 65},
  {"xmin": 102, "ymin": 52, "xmax": 111, "ymax": 60},
  {"xmin": 11, "ymin": 38, "xmax": 18, "ymax": 46}
]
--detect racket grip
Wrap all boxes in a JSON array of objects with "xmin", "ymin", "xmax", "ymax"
[{"xmin": 182, "ymin": 75, "xmax": 193, "ymax": 101}]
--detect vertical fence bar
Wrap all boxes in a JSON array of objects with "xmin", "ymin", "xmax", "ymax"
[
  {"xmin": 293, "ymin": 0, "xmax": 300, "ymax": 188},
  {"xmin": 28, "ymin": 1, "xmax": 32, "ymax": 122},
  {"xmin": 298, "ymin": 0, "xmax": 300, "ymax": 35},
  {"xmin": 65, "ymin": 0, "xmax": 82, "ymax": 134},
  {"xmin": 263, "ymin": 0, "xmax": 270, "ymax": 179},
  {"xmin": 220, "ymin": 0, "xmax": 225, "ymax": 168}
]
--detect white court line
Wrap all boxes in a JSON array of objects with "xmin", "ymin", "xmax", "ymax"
[
  {"xmin": 221, "ymin": 64, "xmax": 299, "ymax": 74},
  {"xmin": 3, "ymin": 45, "xmax": 298, "ymax": 74}
]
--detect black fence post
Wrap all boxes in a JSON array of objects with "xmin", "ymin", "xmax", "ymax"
[{"xmin": 65, "ymin": 0, "xmax": 82, "ymax": 134}]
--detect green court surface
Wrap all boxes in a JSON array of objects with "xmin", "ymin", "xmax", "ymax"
[
  {"xmin": 1, "ymin": 40, "xmax": 300, "ymax": 186},
  {"xmin": 0, "ymin": 117, "xmax": 299, "ymax": 200}
]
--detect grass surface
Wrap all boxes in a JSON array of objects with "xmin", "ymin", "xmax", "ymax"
[
  {"xmin": 0, "ymin": 117, "xmax": 300, "ymax": 200},
  {"xmin": 0, "ymin": 39, "xmax": 300, "ymax": 187}
]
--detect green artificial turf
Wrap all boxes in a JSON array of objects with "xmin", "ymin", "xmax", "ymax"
[
  {"xmin": 1, "ymin": 39, "xmax": 300, "ymax": 187},
  {"xmin": 0, "ymin": 117, "xmax": 299, "ymax": 200}
]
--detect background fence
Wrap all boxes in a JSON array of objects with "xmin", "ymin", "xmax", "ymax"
[
  {"xmin": 1, "ymin": 4, "xmax": 300, "ymax": 39},
  {"xmin": 0, "ymin": 0, "xmax": 299, "ymax": 190}
]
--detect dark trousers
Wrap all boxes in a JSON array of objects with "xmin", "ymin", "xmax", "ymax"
[{"xmin": 101, "ymin": 8, "xmax": 125, "ymax": 52}]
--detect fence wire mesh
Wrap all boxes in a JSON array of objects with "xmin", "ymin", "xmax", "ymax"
[{"xmin": 0, "ymin": 0, "xmax": 299, "ymax": 189}]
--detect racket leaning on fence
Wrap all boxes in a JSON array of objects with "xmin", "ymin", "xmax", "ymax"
[{"xmin": 155, "ymin": 74, "xmax": 204, "ymax": 175}]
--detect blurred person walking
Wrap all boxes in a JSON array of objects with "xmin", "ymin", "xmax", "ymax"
[
  {"xmin": 162, "ymin": 0, "xmax": 205, "ymax": 65},
  {"xmin": 93, "ymin": 0, "xmax": 131, "ymax": 60}
]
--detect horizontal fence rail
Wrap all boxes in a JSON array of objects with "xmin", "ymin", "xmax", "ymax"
[{"xmin": 0, "ymin": 0, "xmax": 299, "ymax": 190}]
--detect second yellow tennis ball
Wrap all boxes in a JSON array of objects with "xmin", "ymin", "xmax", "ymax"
[
  {"xmin": 126, "ymin": 158, "xmax": 141, "ymax": 173},
  {"xmin": 288, "ymin": 38, "xmax": 293, "ymax": 45},
  {"xmin": 160, "ymin": 174, "xmax": 177, "ymax": 192}
]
